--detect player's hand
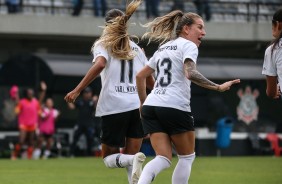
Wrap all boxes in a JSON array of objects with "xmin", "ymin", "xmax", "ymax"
[
  {"xmin": 93, "ymin": 95, "xmax": 98, "ymax": 102},
  {"xmin": 218, "ymin": 79, "xmax": 240, "ymax": 92},
  {"xmin": 40, "ymin": 81, "xmax": 47, "ymax": 91},
  {"xmin": 64, "ymin": 90, "xmax": 80, "ymax": 103}
]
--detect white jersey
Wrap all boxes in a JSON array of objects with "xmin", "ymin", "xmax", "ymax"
[
  {"xmin": 144, "ymin": 37, "xmax": 198, "ymax": 112},
  {"xmin": 262, "ymin": 38, "xmax": 282, "ymax": 91},
  {"xmin": 93, "ymin": 40, "xmax": 148, "ymax": 116}
]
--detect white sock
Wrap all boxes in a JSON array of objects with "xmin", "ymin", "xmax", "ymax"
[
  {"xmin": 138, "ymin": 155, "xmax": 171, "ymax": 184},
  {"xmin": 44, "ymin": 150, "xmax": 51, "ymax": 157},
  {"xmin": 32, "ymin": 148, "xmax": 41, "ymax": 160},
  {"xmin": 126, "ymin": 165, "xmax": 133, "ymax": 184},
  {"xmin": 103, "ymin": 154, "xmax": 134, "ymax": 168},
  {"xmin": 172, "ymin": 153, "xmax": 196, "ymax": 184}
]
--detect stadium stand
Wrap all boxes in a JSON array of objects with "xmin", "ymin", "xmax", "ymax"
[{"xmin": 0, "ymin": 0, "xmax": 281, "ymax": 22}]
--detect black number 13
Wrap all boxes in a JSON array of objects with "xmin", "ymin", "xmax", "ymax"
[{"xmin": 156, "ymin": 58, "xmax": 172, "ymax": 87}]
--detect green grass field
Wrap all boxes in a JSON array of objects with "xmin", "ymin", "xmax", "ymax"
[{"xmin": 0, "ymin": 156, "xmax": 281, "ymax": 184}]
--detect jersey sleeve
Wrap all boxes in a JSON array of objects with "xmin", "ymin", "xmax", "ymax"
[
  {"xmin": 146, "ymin": 52, "xmax": 157, "ymax": 70},
  {"xmin": 262, "ymin": 46, "xmax": 277, "ymax": 76},
  {"xmin": 182, "ymin": 42, "xmax": 198, "ymax": 64},
  {"xmin": 92, "ymin": 42, "xmax": 109, "ymax": 63}
]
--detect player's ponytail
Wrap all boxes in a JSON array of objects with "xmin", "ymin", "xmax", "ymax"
[
  {"xmin": 142, "ymin": 11, "xmax": 202, "ymax": 46},
  {"xmin": 142, "ymin": 10, "xmax": 184, "ymax": 45},
  {"xmin": 92, "ymin": 0, "xmax": 142, "ymax": 60}
]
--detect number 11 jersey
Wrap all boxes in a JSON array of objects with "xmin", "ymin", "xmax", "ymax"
[
  {"xmin": 93, "ymin": 41, "xmax": 148, "ymax": 117},
  {"xmin": 143, "ymin": 37, "xmax": 198, "ymax": 112}
]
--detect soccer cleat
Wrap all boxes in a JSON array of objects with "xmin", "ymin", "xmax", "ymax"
[{"xmin": 131, "ymin": 152, "xmax": 146, "ymax": 184}]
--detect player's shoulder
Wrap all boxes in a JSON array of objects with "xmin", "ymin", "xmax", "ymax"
[
  {"xmin": 129, "ymin": 40, "xmax": 139, "ymax": 47},
  {"xmin": 177, "ymin": 37, "xmax": 197, "ymax": 48},
  {"xmin": 94, "ymin": 40, "xmax": 102, "ymax": 47}
]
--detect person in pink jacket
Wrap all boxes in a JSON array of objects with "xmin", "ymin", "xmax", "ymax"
[{"xmin": 33, "ymin": 98, "xmax": 60, "ymax": 159}]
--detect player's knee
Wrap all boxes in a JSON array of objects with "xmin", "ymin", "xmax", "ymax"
[
  {"xmin": 177, "ymin": 152, "xmax": 196, "ymax": 161},
  {"xmin": 157, "ymin": 155, "xmax": 172, "ymax": 169}
]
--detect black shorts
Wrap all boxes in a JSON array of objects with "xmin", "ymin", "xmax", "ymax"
[
  {"xmin": 100, "ymin": 109, "xmax": 144, "ymax": 147},
  {"xmin": 141, "ymin": 105, "xmax": 194, "ymax": 135}
]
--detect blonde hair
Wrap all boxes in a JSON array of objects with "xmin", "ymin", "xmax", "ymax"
[
  {"xmin": 92, "ymin": 0, "xmax": 142, "ymax": 60},
  {"xmin": 142, "ymin": 11, "xmax": 202, "ymax": 45}
]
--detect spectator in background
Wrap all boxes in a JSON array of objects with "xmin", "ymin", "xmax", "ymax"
[
  {"xmin": 2, "ymin": 85, "xmax": 19, "ymax": 128},
  {"xmin": 94, "ymin": 0, "xmax": 107, "ymax": 17},
  {"xmin": 5, "ymin": 0, "xmax": 20, "ymax": 13},
  {"xmin": 145, "ymin": 0, "xmax": 159, "ymax": 19},
  {"xmin": 262, "ymin": 8, "xmax": 282, "ymax": 99},
  {"xmin": 67, "ymin": 87, "xmax": 98, "ymax": 157},
  {"xmin": 33, "ymin": 98, "xmax": 60, "ymax": 159},
  {"xmin": 193, "ymin": 0, "xmax": 211, "ymax": 21},
  {"xmin": 11, "ymin": 82, "xmax": 46, "ymax": 160},
  {"xmin": 72, "ymin": 0, "xmax": 84, "ymax": 16},
  {"xmin": 171, "ymin": 0, "xmax": 184, "ymax": 12}
]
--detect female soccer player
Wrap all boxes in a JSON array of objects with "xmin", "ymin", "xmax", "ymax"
[
  {"xmin": 64, "ymin": 1, "xmax": 154, "ymax": 183},
  {"xmin": 136, "ymin": 11, "xmax": 240, "ymax": 183},
  {"xmin": 262, "ymin": 8, "xmax": 282, "ymax": 99}
]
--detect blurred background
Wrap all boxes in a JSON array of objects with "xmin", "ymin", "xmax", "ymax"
[{"xmin": 0, "ymin": 0, "xmax": 282, "ymax": 158}]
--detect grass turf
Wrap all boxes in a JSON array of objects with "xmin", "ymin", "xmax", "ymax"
[{"xmin": 0, "ymin": 156, "xmax": 281, "ymax": 184}]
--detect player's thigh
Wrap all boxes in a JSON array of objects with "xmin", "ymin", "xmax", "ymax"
[
  {"xmin": 100, "ymin": 113, "xmax": 128, "ymax": 147},
  {"xmin": 170, "ymin": 131, "xmax": 195, "ymax": 155},
  {"xmin": 150, "ymin": 132, "xmax": 173, "ymax": 160},
  {"xmin": 126, "ymin": 109, "xmax": 144, "ymax": 139}
]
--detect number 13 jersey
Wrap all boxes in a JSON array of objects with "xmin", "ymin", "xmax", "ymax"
[
  {"xmin": 93, "ymin": 40, "xmax": 148, "ymax": 117},
  {"xmin": 144, "ymin": 37, "xmax": 198, "ymax": 112}
]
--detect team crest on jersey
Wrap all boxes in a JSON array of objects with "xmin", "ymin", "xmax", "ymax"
[{"xmin": 236, "ymin": 86, "xmax": 259, "ymax": 125}]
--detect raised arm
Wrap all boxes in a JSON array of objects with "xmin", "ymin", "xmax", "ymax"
[
  {"xmin": 38, "ymin": 81, "xmax": 47, "ymax": 104},
  {"xmin": 64, "ymin": 57, "xmax": 106, "ymax": 103},
  {"xmin": 184, "ymin": 58, "xmax": 240, "ymax": 92}
]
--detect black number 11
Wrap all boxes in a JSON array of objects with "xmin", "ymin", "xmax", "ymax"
[{"xmin": 120, "ymin": 60, "xmax": 133, "ymax": 83}]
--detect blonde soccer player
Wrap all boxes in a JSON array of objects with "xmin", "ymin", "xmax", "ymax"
[
  {"xmin": 65, "ymin": 1, "xmax": 154, "ymax": 183},
  {"xmin": 136, "ymin": 11, "xmax": 240, "ymax": 184}
]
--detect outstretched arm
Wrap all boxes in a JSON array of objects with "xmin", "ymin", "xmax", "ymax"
[
  {"xmin": 38, "ymin": 81, "xmax": 47, "ymax": 104},
  {"xmin": 64, "ymin": 57, "xmax": 106, "ymax": 103},
  {"xmin": 184, "ymin": 58, "xmax": 240, "ymax": 92}
]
